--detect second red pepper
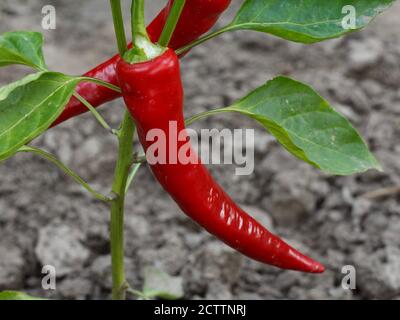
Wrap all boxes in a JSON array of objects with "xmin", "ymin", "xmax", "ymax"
[{"xmin": 52, "ymin": 0, "xmax": 231, "ymax": 126}]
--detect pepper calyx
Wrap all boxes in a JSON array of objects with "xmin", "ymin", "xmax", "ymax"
[{"xmin": 123, "ymin": 35, "xmax": 166, "ymax": 64}]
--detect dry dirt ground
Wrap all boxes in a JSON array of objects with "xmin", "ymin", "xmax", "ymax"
[{"xmin": 1, "ymin": 0, "xmax": 400, "ymax": 299}]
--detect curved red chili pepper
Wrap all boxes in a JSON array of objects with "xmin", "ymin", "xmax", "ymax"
[
  {"xmin": 52, "ymin": 0, "xmax": 231, "ymax": 127},
  {"xmin": 116, "ymin": 49, "xmax": 325, "ymax": 273}
]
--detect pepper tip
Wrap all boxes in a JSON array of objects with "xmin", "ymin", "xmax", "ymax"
[{"xmin": 312, "ymin": 262, "xmax": 325, "ymax": 273}]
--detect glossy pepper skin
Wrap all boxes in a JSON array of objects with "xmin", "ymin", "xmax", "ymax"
[
  {"xmin": 117, "ymin": 49, "xmax": 325, "ymax": 273},
  {"xmin": 52, "ymin": 0, "xmax": 231, "ymax": 127}
]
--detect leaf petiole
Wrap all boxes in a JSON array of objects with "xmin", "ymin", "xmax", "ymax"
[
  {"xmin": 18, "ymin": 146, "xmax": 113, "ymax": 202},
  {"xmin": 158, "ymin": 0, "xmax": 186, "ymax": 47},
  {"xmin": 185, "ymin": 108, "xmax": 229, "ymax": 126},
  {"xmin": 73, "ymin": 93, "xmax": 117, "ymax": 135},
  {"xmin": 175, "ymin": 25, "xmax": 234, "ymax": 55},
  {"xmin": 125, "ymin": 162, "xmax": 142, "ymax": 193},
  {"xmin": 79, "ymin": 76, "xmax": 121, "ymax": 93}
]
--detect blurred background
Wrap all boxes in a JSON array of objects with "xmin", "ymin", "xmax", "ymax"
[{"xmin": 1, "ymin": 0, "xmax": 400, "ymax": 299}]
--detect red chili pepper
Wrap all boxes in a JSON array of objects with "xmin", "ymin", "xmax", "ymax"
[
  {"xmin": 52, "ymin": 0, "xmax": 231, "ymax": 127},
  {"xmin": 116, "ymin": 49, "xmax": 325, "ymax": 273}
]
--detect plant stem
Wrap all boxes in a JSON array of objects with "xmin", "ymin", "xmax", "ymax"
[
  {"xmin": 131, "ymin": 0, "xmax": 148, "ymax": 42},
  {"xmin": 125, "ymin": 0, "xmax": 164, "ymax": 63},
  {"xmin": 175, "ymin": 25, "xmax": 234, "ymax": 56},
  {"xmin": 109, "ymin": 0, "xmax": 136, "ymax": 300},
  {"xmin": 158, "ymin": 0, "xmax": 186, "ymax": 47},
  {"xmin": 110, "ymin": 113, "xmax": 135, "ymax": 300},
  {"xmin": 110, "ymin": 0, "xmax": 128, "ymax": 55}
]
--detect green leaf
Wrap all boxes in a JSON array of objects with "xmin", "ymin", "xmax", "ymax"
[
  {"xmin": 0, "ymin": 31, "xmax": 47, "ymax": 69},
  {"xmin": 0, "ymin": 72, "xmax": 81, "ymax": 162},
  {"xmin": 0, "ymin": 291, "xmax": 45, "ymax": 300},
  {"xmin": 189, "ymin": 76, "xmax": 380, "ymax": 176},
  {"xmin": 143, "ymin": 267, "xmax": 184, "ymax": 300},
  {"xmin": 229, "ymin": 0, "xmax": 395, "ymax": 43}
]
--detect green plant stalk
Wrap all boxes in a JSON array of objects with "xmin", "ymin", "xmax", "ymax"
[
  {"xmin": 185, "ymin": 107, "xmax": 232, "ymax": 126},
  {"xmin": 73, "ymin": 93, "xmax": 116, "ymax": 134},
  {"xmin": 175, "ymin": 25, "xmax": 234, "ymax": 55},
  {"xmin": 110, "ymin": 113, "xmax": 135, "ymax": 300},
  {"xmin": 110, "ymin": 0, "xmax": 128, "ymax": 54},
  {"xmin": 125, "ymin": 163, "xmax": 142, "ymax": 193},
  {"xmin": 131, "ymin": 0, "xmax": 148, "ymax": 41},
  {"xmin": 79, "ymin": 76, "xmax": 121, "ymax": 93},
  {"xmin": 158, "ymin": 0, "xmax": 186, "ymax": 47},
  {"xmin": 109, "ymin": 0, "xmax": 136, "ymax": 300},
  {"xmin": 125, "ymin": 0, "xmax": 166, "ymax": 64},
  {"xmin": 18, "ymin": 146, "xmax": 112, "ymax": 202},
  {"xmin": 109, "ymin": 0, "xmax": 187, "ymax": 300}
]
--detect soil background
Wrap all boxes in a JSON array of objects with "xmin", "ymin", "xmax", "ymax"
[{"xmin": 1, "ymin": 0, "xmax": 400, "ymax": 300}]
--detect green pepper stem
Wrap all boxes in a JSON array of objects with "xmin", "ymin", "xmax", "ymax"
[
  {"xmin": 158, "ymin": 0, "xmax": 186, "ymax": 47},
  {"xmin": 131, "ymin": 0, "xmax": 149, "ymax": 44},
  {"xmin": 124, "ymin": 0, "xmax": 164, "ymax": 63}
]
